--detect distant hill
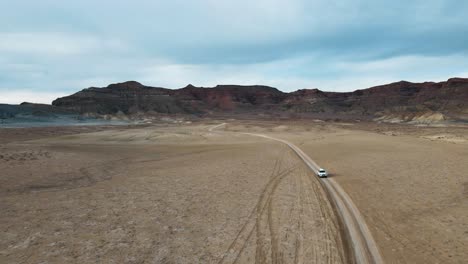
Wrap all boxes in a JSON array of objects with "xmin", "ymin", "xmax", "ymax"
[
  {"xmin": 52, "ymin": 81, "xmax": 287, "ymax": 115},
  {"xmin": 0, "ymin": 102, "xmax": 76, "ymax": 118},
  {"xmin": 0, "ymin": 103, "xmax": 78, "ymax": 127},
  {"xmin": 50, "ymin": 77, "xmax": 468, "ymax": 122}
]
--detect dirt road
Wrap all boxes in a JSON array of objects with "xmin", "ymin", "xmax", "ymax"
[{"xmin": 213, "ymin": 123, "xmax": 383, "ymax": 263}]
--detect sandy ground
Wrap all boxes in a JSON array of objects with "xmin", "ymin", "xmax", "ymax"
[
  {"xmin": 1, "ymin": 121, "xmax": 467, "ymax": 263},
  {"xmin": 226, "ymin": 121, "xmax": 468, "ymax": 263},
  {"xmin": 1, "ymin": 123, "xmax": 349, "ymax": 264}
]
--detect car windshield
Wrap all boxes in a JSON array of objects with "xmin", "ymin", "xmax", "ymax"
[{"xmin": 319, "ymin": 169, "xmax": 325, "ymax": 172}]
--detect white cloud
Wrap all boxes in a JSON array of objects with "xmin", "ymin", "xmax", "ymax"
[
  {"xmin": 0, "ymin": 32, "xmax": 126, "ymax": 56},
  {"xmin": 336, "ymin": 54, "xmax": 467, "ymax": 73},
  {"xmin": 0, "ymin": 90, "xmax": 68, "ymax": 104},
  {"xmin": 1, "ymin": 1, "xmax": 467, "ymax": 99},
  {"xmin": 136, "ymin": 53, "xmax": 468, "ymax": 93},
  {"xmin": 333, "ymin": 54, "xmax": 468, "ymax": 86},
  {"xmin": 137, "ymin": 57, "xmax": 330, "ymax": 91}
]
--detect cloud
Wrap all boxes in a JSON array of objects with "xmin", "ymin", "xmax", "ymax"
[
  {"xmin": 0, "ymin": 32, "xmax": 126, "ymax": 56},
  {"xmin": 0, "ymin": 0, "xmax": 468, "ymax": 103},
  {"xmin": 137, "ymin": 53, "xmax": 468, "ymax": 92},
  {"xmin": 0, "ymin": 90, "xmax": 68, "ymax": 104}
]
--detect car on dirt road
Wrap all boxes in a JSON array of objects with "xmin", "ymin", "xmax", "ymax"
[{"xmin": 318, "ymin": 168, "xmax": 328, "ymax": 178}]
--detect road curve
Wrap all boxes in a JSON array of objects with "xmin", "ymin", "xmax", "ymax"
[{"xmin": 210, "ymin": 123, "xmax": 384, "ymax": 264}]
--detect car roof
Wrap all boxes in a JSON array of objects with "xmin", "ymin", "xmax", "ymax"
[{"xmin": 319, "ymin": 168, "xmax": 325, "ymax": 171}]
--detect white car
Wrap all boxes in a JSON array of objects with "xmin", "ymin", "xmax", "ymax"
[{"xmin": 317, "ymin": 168, "xmax": 328, "ymax": 178}]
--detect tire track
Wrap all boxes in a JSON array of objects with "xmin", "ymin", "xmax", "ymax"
[
  {"xmin": 241, "ymin": 132, "xmax": 384, "ymax": 264},
  {"xmin": 255, "ymin": 151, "xmax": 299, "ymax": 264},
  {"xmin": 210, "ymin": 123, "xmax": 382, "ymax": 263},
  {"xmin": 257, "ymin": 148, "xmax": 299, "ymax": 264},
  {"xmin": 218, "ymin": 147, "xmax": 297, "ymax": 264}
]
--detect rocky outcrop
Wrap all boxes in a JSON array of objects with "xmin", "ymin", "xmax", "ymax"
[
  {"xmin": 52, "ymin": 82, "xmax": 286, "ymax": 115},
  {"xmin": 283, "ymin": 78, "xmax": 468, "ymax": 121},
  {"xmin": 52, "ymin": 78, "xmax": 468, "ymax": 122},
  {"xmin": 51, "ymin": 81, "xmax": 186, "ymax": 114}
]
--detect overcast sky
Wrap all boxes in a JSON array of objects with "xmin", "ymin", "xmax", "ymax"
[{"xmin": 1, "ymin": 0, "xmax": 468, "ymax": 104}]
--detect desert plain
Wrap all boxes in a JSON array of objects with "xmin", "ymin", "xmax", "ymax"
[{"xmin": 1, "ymin": 120, "xmax": 467, "ymax": 263}]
